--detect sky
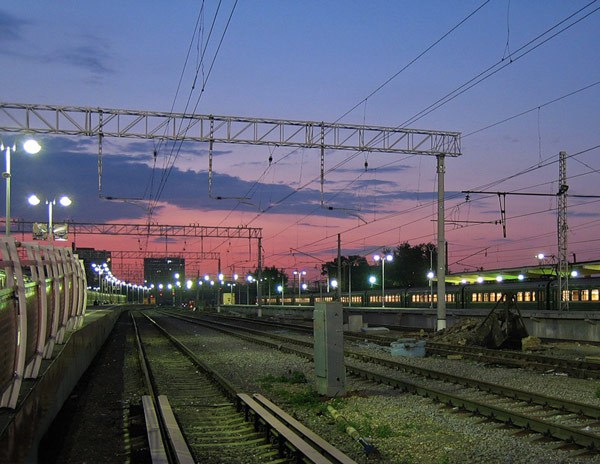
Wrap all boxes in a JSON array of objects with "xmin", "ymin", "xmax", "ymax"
[{"xmin": 1, "ymin": 1, "xmax": 599, "ymax": 285}]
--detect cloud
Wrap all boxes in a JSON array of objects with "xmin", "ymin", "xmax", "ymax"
[
  {"xmin": 0, "ymin": 10, "xmax": 26, "ymax": 43},
  {"xmin": 9, "ymin": 136, "xmax": 372, "ymax": 223},
  {"xmin": 330, "ymin": 164, "xmax": 412, "ymax": 174},
  {"xmin": 50, "ymin": 43, "xmax": 114, "ymax": 76},
  {"xmin": 569, "ymin": 210, "xmax": 600, "ymax": 218}
]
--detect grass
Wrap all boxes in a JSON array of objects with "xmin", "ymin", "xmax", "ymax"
[
  {"xmin": 596, "ymin": 386, "xmax": 600, "ymax": 399},
  {"xmin": 259, "ymin": 370, "xmax": 322, "ymax": 409}
]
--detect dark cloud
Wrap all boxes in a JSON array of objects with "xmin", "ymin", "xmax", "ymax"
[
  {"xmin": 51, "ymin": 44, "xmax": 113, "ymax": 75},
  {"xmin": 568, "ymin": 210, "xmax": 600, "ymax": 218},
  {"xmin": 7, "ymin": 135, "xmax": 372, "ymax": 224},
  {"xmin": 333, "ymin": 164, "xmax": 413, "ymax": 174},
  {"xmin": 0, "ymin": 10, "xmax": 26, "ymax": 43}
]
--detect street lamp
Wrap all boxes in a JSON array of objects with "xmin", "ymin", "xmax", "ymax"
[
  {"xmin": 246, "ymin": 274, "xmax": 253, "ymax": 304},
  {"xmin": 28, "ymin": 194, "xmax": 72, "ymax": 242},
  {"xmin": 3, "ymin": 138, "xmax": 41, "ymax": 236},
  {"xmin": 330, "ymin": 279, "xmax": 338, "ymax": 291},
  {"xmin": 373, "ymin": 253, "xmax": 393, "ymax": 307},
  {"xmin": 368, "ymin": 275, "xmax": 376, "ymax": 288},
  {"xmin": 293, "ymin": 270, "xmax": 306, "ymax": 297},
  {"xmin": 427, "ymin": 271, "xmax": 435, "ymax": 309}
]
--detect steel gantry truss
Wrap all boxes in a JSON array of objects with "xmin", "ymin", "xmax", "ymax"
[
  {"xmin": 110, "ymin": 250, "xmax": 220, "ymax": 261},
  {"xmin": 0, "ymin": 102, "xmax": 461, "ymax": 156},
  {"xmin": 0, "ymin": 102, "xmax": 461, "ymax": 325},
  {"xmin": 5, "ymin": 220, "xmax": 261, "ymax": 240}
]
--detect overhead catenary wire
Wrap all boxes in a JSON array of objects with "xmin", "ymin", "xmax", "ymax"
[
  {"xmin": 249, "ymin": 2, "xmax": 600, "ymax": 252},
  {"xmin": 134, "ymin": 2, "xmax": 599, "ymax": 275}
]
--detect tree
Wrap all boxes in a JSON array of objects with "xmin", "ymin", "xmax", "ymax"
[
  {"xmin": 321, "ymin": 255, "xmax": 371, "ymax": 292},
  {"xmin": 387, "ymin": 242, "xmax": 437, "ymax": 288},
  {"xmin": 249, "ymin": 266, "xmax": 288, "ymax": 296}
]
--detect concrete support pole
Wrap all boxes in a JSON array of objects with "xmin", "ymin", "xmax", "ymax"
[
  {"xmin": 336, "ymin": 234, "xmax": 342, "ymax": 301},
  {"xmin": 313, "ymin": 301, "xmax": 345, "ymax": 396},
  {"xmin": 436, "ymin": 155, "xmax": 446, "ymax": 331},
  {"xmin": 257, "ymin": 236, "xmax": 262, "ymax": 317}
]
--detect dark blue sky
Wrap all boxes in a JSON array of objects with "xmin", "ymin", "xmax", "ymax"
[{"xmin": 1, "ymin": 1, "xmax": 599, "ymax": 279}]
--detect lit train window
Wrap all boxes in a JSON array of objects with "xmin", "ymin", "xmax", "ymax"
[
  {"xmin": 581, "ymin": 290, "xmax": 589, "ymax": 301},
  {"xmin": 592, "ymin": 289, "xmax": 599, "ymax": 301},
  {"xmin": 524, "ymin": 292, "xmax": 531, "ymax": 302},
  {"xmin": 516, "ymin": 292, "xmax": 523, "ymax": 302}
]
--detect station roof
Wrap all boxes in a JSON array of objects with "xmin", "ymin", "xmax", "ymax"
[{"xmin": 445, "ymin": 259, "xmax": 600, "ymax": 285}]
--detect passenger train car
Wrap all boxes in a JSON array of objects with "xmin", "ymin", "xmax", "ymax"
[{"xmin": 261, "ymin": 277, "xmax": 600, "ymax": 311}]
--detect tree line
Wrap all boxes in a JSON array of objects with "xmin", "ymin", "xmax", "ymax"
[{"xmin": 250, "ymin": 242, "xmax": 437, "ymax": 294}]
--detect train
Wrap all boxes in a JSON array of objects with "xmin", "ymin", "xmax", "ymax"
[{"xmin": 260, "ymin": 277, "xmax": 600, "ymax": 311}]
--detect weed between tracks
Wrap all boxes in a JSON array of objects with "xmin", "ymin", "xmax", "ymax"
[{"xmin": 259, "ymin": 370, "xmax": 322, "ymax": 409}]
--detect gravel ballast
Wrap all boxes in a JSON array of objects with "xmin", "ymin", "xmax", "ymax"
[
  {"xmin": 168, "ymin": 317, "xmax": 600, "ymax": 464},
  {"xmin": 43, "ymin": 312, "xmax": 600, "ymax": 463}
]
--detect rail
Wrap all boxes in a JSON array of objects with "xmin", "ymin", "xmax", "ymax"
[
  {"xmin": 138, "ymin": 311, "xmax": 357, "ymax": 463},
  {"xmin": 174, "ymin": 313, "xmax": 600, "ymax": 452},
  {"xmin": 0, "ymin": 237, "xmax": 87, "ymax": 409}
]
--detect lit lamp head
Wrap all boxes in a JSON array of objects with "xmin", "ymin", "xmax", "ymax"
[
  {"xmin": 22, "ymin": 139, "xmax": 42, "ymax": 154},
  {"xmin": 28, "ymin": 194, "xmax": 41, "ymax": 206}
]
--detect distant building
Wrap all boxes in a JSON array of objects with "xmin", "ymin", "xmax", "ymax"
[
  {"xmin": 74, "ymin": 247, "xmax": 112, "ymax": 287},
  {"xmin": 144, "ymin": 257, "xmax": 185, "ymax": 286}
]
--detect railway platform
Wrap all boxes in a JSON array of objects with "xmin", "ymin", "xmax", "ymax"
[{"xmin": 0, "ymin": 308, "xmax": 121, "ymax": 463}]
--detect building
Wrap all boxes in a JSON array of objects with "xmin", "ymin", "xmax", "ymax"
[
  {"xmin": 74, "ymin": 247, "xmax": 112, "ymax": 288},
  {"xmin": 144, "ymin": 257, "xmax": 186, "ymax": 286}
]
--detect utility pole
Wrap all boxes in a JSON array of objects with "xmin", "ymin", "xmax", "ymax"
[
  {"xmin": 337, "ymin": 234, "xmax": 342, "ymax": 301},
  {"xmin": 436, "ymin": 155, "xmax": 446, "ymax": 330},
  {"xmin": 558, "ymin": 151, "xmax": 568, "ymax": 310}
]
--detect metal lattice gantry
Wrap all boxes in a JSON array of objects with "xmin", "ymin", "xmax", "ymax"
[
  {"xmin": 110, "ymin": 250, "xmax": 220, "ymax": 261},
  {"xmin": 6, "ymin": 220, "xmax": 262, "ymax": 240},
  {"xmin": 0, "ymin": 102, "xmax": 462, "ymax": 327},
  {"xmin": 0, "ymin": 102, "xmax": 461, "ymax": 156}
]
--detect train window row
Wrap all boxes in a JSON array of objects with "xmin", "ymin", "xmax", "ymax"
[{"xmin": 564, "ymin": 289, "xmax": 599, "ymax": 301}]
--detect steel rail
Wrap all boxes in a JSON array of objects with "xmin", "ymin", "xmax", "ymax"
[
  {"xmin": 426, "ymin": 341, "xmax": 600, "ymax": 378},
  {"xmin": 174, "ymin": 312, "xmax": 600, "ymax": 451},
  {"xmin": 143, "ymin": 311, "xmax": 356, "ymax": 463},
  {"xmin": 132, "ymin": 313, "xmax": 195, "ymax": 464},
  {"xmin": 198, "ymin": 314, "xmax": 600, "ymax": 419}
]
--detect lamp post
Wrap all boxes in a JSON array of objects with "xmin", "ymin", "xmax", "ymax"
[
  {"xmin": 246, "ymin": 275, "xmax": 253, "ymax": 304},
  {"xmin": 368, "ymin": 275, "xmax": 376, "ymax": 288},
  {"xmin": 427, "ymin": 271, "xmax": 435, "ymax": 309},
  {"xmin": 293, "ymin": 270, "xmax": 306, "ymax": 297},
  {"xmin": 3, "ymin": 138, "xmax": 41, "ymax": 236},
  {"xmin": 373, "ymin": 253, "xmax": 393, "ymax": 307},
  {"xmin": 28, "ymin": 194, "xmax": 72, "ymax": 243}
]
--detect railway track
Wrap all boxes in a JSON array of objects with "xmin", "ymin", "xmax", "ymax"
[
  {"xmin": 164, "ymin": 311, "xmax": 600, "ymax": 454},
  {"xmin": 132, "ymin": 312, "xmax": 356, "ymax": 463},
  {"xmin": 196, "ymin": 312, "xmax": 600, "ymax": 379},
  {"xmin": 425, "ymin": 341, "xmax": 600, "ymax": 379}
]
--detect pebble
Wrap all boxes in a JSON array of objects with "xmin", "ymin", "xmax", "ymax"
[{"xmin": 171, "ymin": 319, "xmax": 600, "ymax": 463}]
